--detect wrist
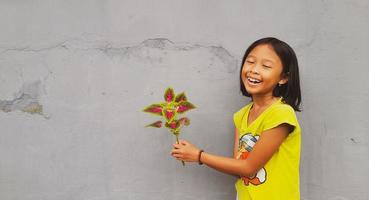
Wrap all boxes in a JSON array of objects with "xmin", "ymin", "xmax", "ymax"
[{"xmin": 198, "ymin": 149, "xmax": 204, "ymax": 165}]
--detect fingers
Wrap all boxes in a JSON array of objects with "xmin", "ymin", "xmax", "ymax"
[
  {"xmin": 171, "ymin": 153, "xmax": 182, "ymax": 159},
  {"xmin": 171, "ymin": 148, "xmax": 184, "ymax": 157},
  {"xmin": 173, "ymin": 143, "xmax": 181, "ymax": 149},
  {"xmin": 171, "ymin": 148, "xmax": 181, "ymax": 154},
  {"xmin": 173, "ymin": 141, "xmax": 189, "ymax": 148},
  {"xmin": 180, "ymin": 140, "xmax": 189, "ymax": 145},
  {"xmin": 170, "ymin": 140, "xmax": 194, "ymax": 162},
  {"xmin": 171, "ymin": 150, "xmax": 184, "ymax": 160},
  {"xmin": 171, "ymin": 146, "xmax": 187, "ymax": 160}
]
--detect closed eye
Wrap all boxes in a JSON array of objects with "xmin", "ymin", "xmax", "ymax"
[{"xmin": 263, "ymin": 65, "xmax": 272, "ymax": 68}]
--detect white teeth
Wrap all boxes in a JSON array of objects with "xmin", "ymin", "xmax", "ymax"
[{"xmin": 247, "ymin": 77, "xmax": 261, "ymax": 83}]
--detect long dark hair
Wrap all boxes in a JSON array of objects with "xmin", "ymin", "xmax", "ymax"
[{"xmin": 240, "ymin": 37, "xmax": 302, "ymax": 111}]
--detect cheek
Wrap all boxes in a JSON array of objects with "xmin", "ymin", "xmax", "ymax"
[{"xmin": 241, "ymin": 66, "xmax": 248, "ymax": 77}]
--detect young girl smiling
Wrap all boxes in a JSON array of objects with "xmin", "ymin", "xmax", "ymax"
[{"xmin": 171, "ymin": 37, "xmax": 302, "ymax": 200}]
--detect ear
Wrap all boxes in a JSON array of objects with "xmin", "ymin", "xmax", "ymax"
[{"xmin": 278, "ymin": 73, "xmax": 289, "ymax": 85}]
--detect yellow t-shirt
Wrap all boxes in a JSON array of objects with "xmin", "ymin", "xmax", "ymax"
[{"xmin": 233, "ymin": 97, "xmax": 301, "ymax": 200}]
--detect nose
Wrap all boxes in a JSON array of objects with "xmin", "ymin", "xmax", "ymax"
[{"xmin": 249, "ymin": 63, "xmax": 259, "ymax": 74}]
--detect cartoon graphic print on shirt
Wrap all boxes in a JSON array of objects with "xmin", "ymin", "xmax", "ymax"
[{"xmin": 236, "ymin": 133, "xmax": 267, "ymax": 186}]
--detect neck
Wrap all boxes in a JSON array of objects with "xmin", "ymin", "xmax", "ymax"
[{"xmin": 251, "ymin": 94, "xmax": 278, "ymax": 110}]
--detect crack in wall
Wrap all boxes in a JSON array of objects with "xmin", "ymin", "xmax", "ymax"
[
  {"xmin": 1, "ymin": 38, "xmax": 239, "ymax": 73},
  {"xmin": 100, "ymin": 38, "xmax": 239, "ymax": 73},
  {"xmin": 0, "ymin": 40, "xmax": 69, "ymax": 54},
  {"xmin": 0, "ymin": 80, "xmax": 44, "ymax": 115},
  {"xmin": 0, "ymin": 37, "xmax": 238, "ymax": 117}
]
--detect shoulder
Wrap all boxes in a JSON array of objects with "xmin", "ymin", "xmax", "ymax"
[
  {"xmin": 233, "ymin": 102, "xmax": 252, "ymax": 129},
  {"xmin": 233, "ymin": 102, "xmax": 252, "ymax": 119},
  {"xmin": 262, "ymin": 102, "xmax": 299, "ymax": 132},
  {"xmin": 268, "ymin": 103, "xmax": 296, "ymax": 116}
]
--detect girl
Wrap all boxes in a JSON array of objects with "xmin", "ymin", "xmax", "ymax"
[{"xmin": 171, "ymin": 37, "xmax": 302, "ymax": 200}]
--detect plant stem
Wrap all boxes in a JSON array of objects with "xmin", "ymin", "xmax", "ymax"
[{"xmin": 175, "ymin": 134, "xmax": 185, "ymax": 166}]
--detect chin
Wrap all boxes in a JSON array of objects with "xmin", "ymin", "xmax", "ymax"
[{"xmin": 245, "ymin": 87, "xmax": 267, "ymax": 96}]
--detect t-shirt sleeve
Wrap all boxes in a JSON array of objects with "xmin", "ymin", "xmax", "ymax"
[
  {"xmin": 233, "ymin": 106, "xmax": 248, "ymax": 130},
  {"xmin": 262, "ymin": 105, "xmax": 298, "ymax": 133},
  {"xmin": 233, "ymin": 110, "xmax": 242, "ymax": 130}
]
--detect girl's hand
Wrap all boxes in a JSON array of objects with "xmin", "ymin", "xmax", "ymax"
[{"xmin": 171, "ymin": 140, "xmax": 201, "ymax": 163}]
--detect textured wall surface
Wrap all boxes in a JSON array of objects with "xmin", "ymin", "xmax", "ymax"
[{"xmin": 1, "ymin": 1, "xmax": 368, "ymax": 200}]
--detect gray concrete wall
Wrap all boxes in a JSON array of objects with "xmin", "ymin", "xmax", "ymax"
[{"xmin": 0, "ymin": 1, "xmax": 368, "ymax": 200}]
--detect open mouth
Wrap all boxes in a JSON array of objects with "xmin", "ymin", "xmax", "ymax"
[{"xmin": 247, "ymin": 77, "xmax": 262, "ymax": 85}]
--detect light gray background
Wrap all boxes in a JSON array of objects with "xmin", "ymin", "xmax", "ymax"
[{"xmin": 1, "ymin": 1, "xmax": 368, "ymax": 200}]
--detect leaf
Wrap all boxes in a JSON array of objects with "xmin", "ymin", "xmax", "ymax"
[
  {"xmin": 178, "ymin": 117, "xmax": 191, "ymax": 126},
  {"xmin": 165, "ymin": 120, "xmax": 179, "ymax": 130},
  {"xmin": 175, "ymin": 92, "xmax": 187, "ymax": 103},
  {"xmin": 145, "ymin": 121, "xmax": 163, "ymax": 128},
  {"xmin": 164, "ymin": 87, "xmax": 175, "ymax": 102},
  {"xmin": 142, "ymin": 104, "xmax": 163, "ymax": 116},
  {"xmin": 163, "ymin": 108, "xmax": 176, "ymax": 122},
  {"xmin": 176, "ymin": 101, "xmax": 196, "ymax": 113}
]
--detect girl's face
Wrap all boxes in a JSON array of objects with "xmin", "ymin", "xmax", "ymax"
[{"xmin": 241, "ymin": 44, "xmax": 288, "ymax": 97}]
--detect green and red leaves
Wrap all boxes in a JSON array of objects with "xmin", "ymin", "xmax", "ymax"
[
  {"xmin": 177, "ymin": 101, "xmax": 196, "ymax": 113},
  {"xmin": 145, "ymin": 121, "xmax": 163, "ymax": 128},
  {"xmin": 165, "ymin": 117, "xmax": 190, "ymax": 131},
  {"xmin": 143, "ymin": 87, "xmax": 196, "ymax": 166},
  {"xmin": 164, "ymin": 88, "xmax": 174, "ymax": 102},
  {"xmin": 178, "ymin": 117, "xmax": 190, "ymax": 126},
  {"xmin": 143, "ymin": 87, "xmax": 196, "ymax": 134},
  {"xmin": 143, "ymin": 104, "xmax": 163, "ymax": 116},
  {"xmin": 163, "ymin": 108, "xmax": 176, "ymax": 122},
  {"xmin": 165, "ymin": 120, "xmax": 179, "ymax": 130},
  {"xmin": 175, "ymin": 92, "xmax": 187, "ymax": 103}
]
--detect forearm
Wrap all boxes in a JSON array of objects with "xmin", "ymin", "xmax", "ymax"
[
  {"xmin": 171, "ymin": 140, "xmax": 257, "ymax": 177},
  {"xmin": 200, "ymin": 151, "xmax": 255, "ymax": 177}
]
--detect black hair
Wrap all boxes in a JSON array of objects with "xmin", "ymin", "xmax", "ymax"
[{"xmin": 239, "ymin": 37, "xmax": 302, "ymax": 111}]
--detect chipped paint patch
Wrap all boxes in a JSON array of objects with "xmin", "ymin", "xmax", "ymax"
[{"xmin": 0, "ymin": 81, "xmax": 44, "ymax": 115}]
